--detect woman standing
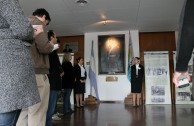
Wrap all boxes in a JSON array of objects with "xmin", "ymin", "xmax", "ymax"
[
  {"xmin": 74, "ymin": 57, "xmax": 87, "ymax": 107},
  {"xmin": 0, "ymin": 0, "xmax": 40, "ymax": 125},
  {"xmin": 62, "ymin": 53, "xmax": 75, "ymax": 113},
  {"xmin": 131, "ymin": 57, "xmax": 144, "ymax": 107}
]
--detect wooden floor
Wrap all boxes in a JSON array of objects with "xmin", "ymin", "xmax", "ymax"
[{"xmin": 53, "ymin": 103, "xmax": 194, "ymax": 126}]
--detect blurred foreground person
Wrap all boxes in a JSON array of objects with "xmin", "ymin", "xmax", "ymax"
[
  {"xmin": 0, "ymin": 0, "xmax": 40, "ymax": 125},
  {"xmin": 173, "ymin": 0, "xmax": 194, "ymax": 87}
]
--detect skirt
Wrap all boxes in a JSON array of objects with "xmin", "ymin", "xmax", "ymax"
[{"xmin": 75, "ymin": 77, "xmax": 86, "ymax": 94}]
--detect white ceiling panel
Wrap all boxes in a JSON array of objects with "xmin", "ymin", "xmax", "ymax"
[{"xmin": 19, "ymin": 0, "xmax": 186, "ymax": 36}]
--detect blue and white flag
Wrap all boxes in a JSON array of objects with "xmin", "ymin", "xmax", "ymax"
[
  {"xmin": 127, "ymin": 38, "xmax": 134, "ymax": 81},
  {"xmin": 89, "ymin": 41, "xmax": 99, "ymax": 100}
]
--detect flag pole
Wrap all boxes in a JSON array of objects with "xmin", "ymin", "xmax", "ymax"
[
  {"xmin": 90, "ymin": 41, "xmax": 94, "ymax": 96},
  {"xmin": 124, "ymin": 34, "xmax": 134, "ymax": 105}
]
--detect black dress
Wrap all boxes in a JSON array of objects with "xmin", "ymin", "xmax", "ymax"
[
  {"xmin": 131, "ymin": 64, "xmax": 144, "ymax": 93},
  {"xmin": 74, "ymin": 64, "xmax": 87, "ymax": 94}
]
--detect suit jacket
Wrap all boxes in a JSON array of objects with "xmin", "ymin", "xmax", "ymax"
[
  {"xmin": 62, "ymin": 61, "xmax": 75, "ymax": 89},
  {"xmin": 74, "ymin": 64, "xmax": 87, "ymax": 83},
  {"xmin": 29, "ymin": 16, "xmax": 53, "ymax": 74},
  {"xmin": 131, "ymin": 64, "xmax": 144, "ymax": 82},
  {"xmin": 48, "ymin": 50, "xmax": 63, "ymax": 91}
]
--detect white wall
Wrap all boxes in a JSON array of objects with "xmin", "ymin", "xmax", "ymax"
[
  {"xmin": 84, "ymin": 30, "xmax": 139, "ymax": 101},
  {"xmin": 130, "ymin": 30, "xmax": 140, "ymax": 57}
]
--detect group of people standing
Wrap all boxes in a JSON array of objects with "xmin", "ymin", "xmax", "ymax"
[
  {"xmin": 1, "ymin": 0, "xmax": 193, "ymax": 125},
  {"xmin": 62, "ymin": 55, "xmax": 87, "ymax": 109},
  {"xmin": 0, "ymin": 0, "xmax": 87, "ymax": 126}
]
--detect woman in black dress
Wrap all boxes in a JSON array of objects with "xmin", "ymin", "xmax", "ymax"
[
  {"xmin": 74, "ymin": 57, "xmax": 87, "ymax": 107},
  {"xmin": 131, "ymin": 57, "xmax": 144, "ymax": 106}
]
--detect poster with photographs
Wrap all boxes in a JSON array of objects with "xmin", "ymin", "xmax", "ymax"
[
  {"xmin": 173, "ymin": 51, "xmax": 194, "ymax": 104},
  {"xmin": 144, "ymin": 51, "xmax": 171, "ymax": 104}
]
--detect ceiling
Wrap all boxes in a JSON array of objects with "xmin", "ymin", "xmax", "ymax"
[{"xmin": 19, "ymin": 0, "xmax": 185, "ymax": 36}]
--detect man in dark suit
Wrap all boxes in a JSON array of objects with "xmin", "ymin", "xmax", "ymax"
[
  {"xmin": 46, "ymin": 30, "xmax": 64, "ymax": 125},
  {"xmin": 131, "ymin": 57, "xmax": 144, "ymax": 106}
]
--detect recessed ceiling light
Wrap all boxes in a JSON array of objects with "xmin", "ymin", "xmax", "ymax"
[{"xmin": 75, "ymin": 0, "xmax": 88, "ymax": 6}]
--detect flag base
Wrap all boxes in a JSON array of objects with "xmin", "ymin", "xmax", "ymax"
[
  {"xmin": 124, "ymin": 93, "xmax": 142, "ymax": 105},
  {"xmin": 124, "ymin": 93, "xmax": 133, "ymax": 105},
  {"xmin": 85, "ymin": 95, "xmax": 99, "ymax": 105}
]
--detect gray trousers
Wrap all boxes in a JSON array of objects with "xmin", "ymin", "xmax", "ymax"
[
  {"xmin": 176, "ymin": 0, "xmax": 194, "ymax": 72},
  {"xmin": 176, "ymin": 0, "xmax": 194, "ymax": 100}
]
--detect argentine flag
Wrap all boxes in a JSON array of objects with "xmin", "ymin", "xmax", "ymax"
[{"xmin": 89, "ymin": 41, "xmax": 99, "ymax": 100}]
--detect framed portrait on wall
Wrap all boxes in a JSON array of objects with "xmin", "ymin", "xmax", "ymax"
[
  {"xmin": 63, "ymin": 42, "xmax": 78, "ymax": 53},
  {"xmin": 98, "ymin": 34, "xmax": 125, "ymax": 75}
]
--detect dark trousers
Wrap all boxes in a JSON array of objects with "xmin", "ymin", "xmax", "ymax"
[
  {"xmin": 63, "ymin": 89, "xmax": 73, "ymax": 113},
  {"xmin": 176, "ymin": 0, "xmax": 194, "ymax": 70},
  {"xmin": 46, "ymin": 90, "xmax": 58, "ymax": 126}
]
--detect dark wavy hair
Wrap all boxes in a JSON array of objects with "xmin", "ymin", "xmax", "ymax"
[
  {"xmin": 135, "ymin": 57, "xmax": 140, "ymax": 62},
  {"xmin": 32, "ymin": 8, "xmax": 51, "ymax": 24},
  {"xmin": 76, "ymin": 57, "xmax": 83, "ymax": 63}
]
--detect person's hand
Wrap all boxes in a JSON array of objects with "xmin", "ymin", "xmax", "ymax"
[
  {"xmin": 32, "ymin": 25, "xmax": 43, "ymax": 37},
  {"xmin": 60, "ymin": 72, "xmax": 64, "ymax": 77},
  {"xmin": 173, "ymin": 71, "xmax": 190, "ymax": 87},
  {"xmin": 80, "ymin": 80, "xmax": 86, "ymax": 83}
]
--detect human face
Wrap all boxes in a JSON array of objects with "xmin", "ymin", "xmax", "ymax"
[
  {"xmin": 79, "ymin": 58, "xmax": 84, "ymax": 65},
  {"xmin": 52, "ymin": 33, "xmax": 57, "ymax": 44},
  {"xmin": 50, "ymin": 32, "xmax": 57, "ymax": 44},
  {"xmin": 134, "ymin": 58, "xmax": 139, "ymax": 64},
  {"xmin": 36, "ymin": 15, "xmax": 50, "ymax": 25},
  {"xmin": 44, "ymin": 20, "xmax": 49, "ymax": 25},
  {"xmin": 68, "ymin": 54, "xmax": 72, "ymax": 61}
]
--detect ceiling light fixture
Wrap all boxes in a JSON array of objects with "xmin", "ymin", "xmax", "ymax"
[
  {"xmin": 75, "ymin": 0, "xmax": 88, "ymax": 6},
  {"xmin": 103, "ymin": 20, "xmax": 107, "ymax": 25}
]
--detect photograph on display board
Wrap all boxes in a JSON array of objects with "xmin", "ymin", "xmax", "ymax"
[
  {"xmin": 151, "ymin": 97, "xmax": 165, "ymax": 103},
  {"xmin": 176, "ymin": 84, "xmax": 192, "ymax": 101},
  {"xmin": 146, "ymin": 67, "xmax": 168, "ymax": 76},
  {"xmin": 176, "ymin": 92, "xmax": 191, "ymax": 101},
  {"xmin": 151, "ymin": 86, "xmax": 165, "ymax": 96},
  {"xmin": 151, "ymin": 85, "xmax": 165, "ymax": 103}
]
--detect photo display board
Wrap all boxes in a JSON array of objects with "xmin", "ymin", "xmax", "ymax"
[{"xmin": 144, "ymin": 51, "xmax": 171, "ymax": 104}]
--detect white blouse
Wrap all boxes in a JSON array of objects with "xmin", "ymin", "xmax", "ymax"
[
  {"xmin": 79, "ymin": 64, "xmax": 86, "ymax": 77},
  {"xmin": 135, "ymin": 64, "xmax": 139, "ymax": 75}
]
